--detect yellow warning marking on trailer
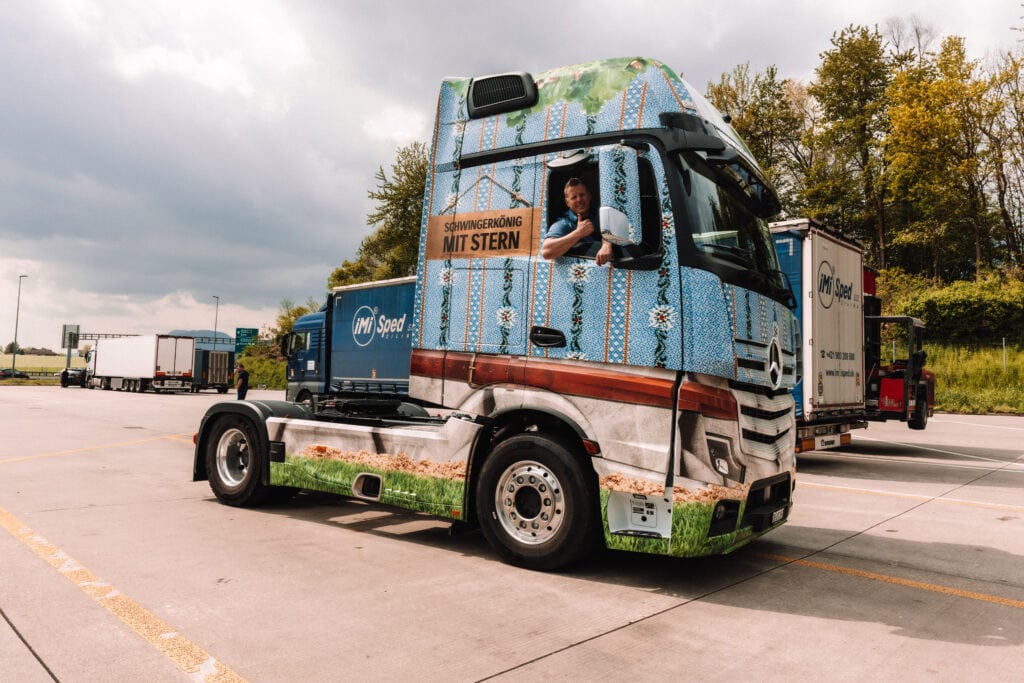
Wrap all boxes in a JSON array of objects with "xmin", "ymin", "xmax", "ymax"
[
  {"xmin": 0, "ymin": 434, "xmax": 193, "ymax": 464},
  {"xmin": 757, "ymin": 552, "xmax": 1024, "ymax": 609},
  {"xmin": 0, "ymin": 505, "xmax": 246, "ymax": 682}
]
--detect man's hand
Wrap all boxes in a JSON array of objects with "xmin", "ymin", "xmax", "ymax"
[
  {"xmin": 576, "ymin": 215, "xmax": 595, "ymax": 237},
  {"xmin": 595, "ymin": 240, "xmax": 613, "ymax": 266}
]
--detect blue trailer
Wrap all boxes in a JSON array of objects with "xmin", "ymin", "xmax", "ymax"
[{"xmin": 283, "ymin": 276, "xmax": 416, "ymax": 403}]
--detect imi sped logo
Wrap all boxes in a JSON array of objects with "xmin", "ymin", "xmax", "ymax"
[
  {"xmin": 816, "ymin": 260, "xmax": 854, "ymax": 309},
  {"xmin": 352, "ymin": 306, "xmax": 408, "ymax": 347}
]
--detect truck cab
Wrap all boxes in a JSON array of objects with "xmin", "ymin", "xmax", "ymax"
[
  {"xmin": 283, "ymin": 306, "xmax": 326, "ymax": 404},
  {"xmin": 195, "ymin": 57, "xmax": 800, "ymax": 570}
]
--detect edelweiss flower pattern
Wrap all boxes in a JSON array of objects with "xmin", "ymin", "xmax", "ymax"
[
  {"xmin": 495, "ymin": 306, "xmax": 516, "ymax": 329},
  {"xmin": 648, "ymin": 304, "xmax": 677, "ymax": 332}
]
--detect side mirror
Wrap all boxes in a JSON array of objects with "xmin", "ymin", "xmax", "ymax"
[
  {"xmin": 598, "ymin": 206, "xmax": 635, "ymax": 247},
  {"xmin": 598, "ymin": 205, "xmax": 664, "ymax": 270}
]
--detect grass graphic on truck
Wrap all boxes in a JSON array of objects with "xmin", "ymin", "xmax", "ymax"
[
  {"xmin": 273, "ymin": 446, "xmax": 765, "ymax": 558},
  {"xmin": 271, "ymin": 446, "xmax": 467, "ymax": 518}
]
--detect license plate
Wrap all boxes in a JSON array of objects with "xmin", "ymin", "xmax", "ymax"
[
  {"xmin": 814, "ymin": 435, "xmax": 840, "ymax": 450},
  {"xmin": 771, "ymin": 507, "xmax": 785, "ymax": 524}
]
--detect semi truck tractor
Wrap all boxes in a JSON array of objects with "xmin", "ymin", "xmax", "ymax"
[
  {"xmin": 87, "ymin": 334, "xmax": 195, "ymax": 392},
  {"xmin": 284, "ymin": 277, "xmax": 416, "ymax": 404},
  {"xmin": 193, "ymin": 57, "xmax": 800, "ymax": 570},
  {"xmin": 771, "ymin": 218, "xmax": 868, "ymax": 453}
]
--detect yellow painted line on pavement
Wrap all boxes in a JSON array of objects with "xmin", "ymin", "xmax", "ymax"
[
  {"xmin": 756, "ymin": 552, "xmax": 1024, "ymax": 610},
  {"xmin": 0, "ymin": 434, "xmax": 194, "ymax": 464},
  {"xmin": 799, "ymin": 481, "xmax": 1024, "ymax": 513},
  {"xmin": 0, "ymin": 505, "xmax": 246, "ymax": 682}
]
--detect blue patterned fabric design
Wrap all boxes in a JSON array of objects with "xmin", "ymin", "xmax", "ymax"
[{"xmin": 411, "ymin": 58, "xmax": 796, "ymax": 390}]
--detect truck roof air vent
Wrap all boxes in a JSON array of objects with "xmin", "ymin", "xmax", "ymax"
[{"xmin": 467, "ymin": 72, "xmax": 537, "ymax": 119}]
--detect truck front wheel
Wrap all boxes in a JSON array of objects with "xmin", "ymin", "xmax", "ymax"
[
  {"xmin": 205, "ymin": 415, "xmax": 272, "ymax": 506},
  {"xmin": 475, "ymin": 434, "xmax": 598, "ymax": 571}
]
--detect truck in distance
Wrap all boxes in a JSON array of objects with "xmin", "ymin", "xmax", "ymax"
[
  {"xmin": 772, "ymin": 218, "xmax": 868, "ymax": 453},
  {"xmin": 192, "ymin": 348, "xmax": 235, "ymax": 394},
  {"xmin": 284, "ymin": 277, "xmax": 416, "ymax": 404},
  {"xmin": 86, "ymin": 334, "xmax": 195, "ymax": 393},
  {"xmin": 193, "ymin": 57, "xmax": 799, "ymax": 570}
]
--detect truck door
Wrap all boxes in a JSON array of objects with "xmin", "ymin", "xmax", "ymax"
[
  {"xmin": 285, "ymin": 314, "xmax": 325, "ymax": 389},
  {"xmin": 156, "ymin": 336, "xmax": 176, "ymax": 376}
]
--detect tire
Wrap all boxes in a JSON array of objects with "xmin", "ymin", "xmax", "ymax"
[
  {"xmin": 294, "ymin": 389, "xmax": 312, "ymax": 406},
  {"xmin": 475, "ymin": 433, "xmax": 599, "ymax": 571},
  {"xmin": 908, "ymin": 387, "xmax": 929, "ymax": 430},
  {"xmin": 205, "ymin": 415, "xmax": 272, "ymax": 506}
]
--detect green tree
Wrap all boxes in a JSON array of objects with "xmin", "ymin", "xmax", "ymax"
[
  {"xmin": 706, "ymin": 64, "xmax": 803, "ymax": 206},
  {"xmin": 267, "ymin": 297, "xmax": 322, "ymax": 344},
  {"xmin": 329, "ymin": 141, "xmax": 428, "ymax": 288},
  {"xmin": 886, "ymin": 36, "xmax": 999, "ymax": 279},
  {"xmin": 988, "ymin": 49, "xmax": 1024, "ymax": 266},
  {"xmin": 809, "ymin": 25, "xmax": 893, "ymax": 268}
]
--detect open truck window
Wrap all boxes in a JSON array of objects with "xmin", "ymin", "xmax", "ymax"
[{"xmin": 544, "ymin": 144, "xmax": 662, "ymax": 267}]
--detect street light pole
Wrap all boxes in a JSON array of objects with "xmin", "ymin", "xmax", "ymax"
[
  {"xmin": 12, "ymin": 274, "xmax": 27, "ymax": 371},
  {"xmin": 212, "ymin": 295, "xmax": 220, "ymax": 351}
]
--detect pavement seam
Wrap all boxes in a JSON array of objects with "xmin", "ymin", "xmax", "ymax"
[
  {"xmin": 0, "ymin": 605, "xmax": 60, "ymax": 682},
  {"xmin": 0, "ymin": 504, "xmax": 247, "ymax": 683},
  {"xmin": 0, "ymin": 434, "xmax": 193, "ymax": 464}
]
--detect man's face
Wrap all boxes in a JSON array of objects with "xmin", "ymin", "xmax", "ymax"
[{"xmin": 564, "ymin": 183, "xmax": 591, "ymax": 216}]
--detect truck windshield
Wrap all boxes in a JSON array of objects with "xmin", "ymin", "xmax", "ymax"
[{"xmin": 673, "ymin": 152, "xmax": 786, "ymax": 293}]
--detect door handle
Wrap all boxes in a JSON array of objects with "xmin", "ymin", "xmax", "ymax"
[{"xmin": 530, "ymin": 326, "xmax": 566, "ymax": 348}]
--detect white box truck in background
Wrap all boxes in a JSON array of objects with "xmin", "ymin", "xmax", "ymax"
[
  {"xmin": 86, "ymin": 334, "xmax": 195, "ymax": 393},
  {"xmin": 772, "ymin": 219, "xmax": 867, "ymax": 452}
]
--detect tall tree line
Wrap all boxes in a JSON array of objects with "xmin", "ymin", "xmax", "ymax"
[
  {"xmin": 707, "ymin": 19, "xmax": 1024, "ymax": 281},
  {"xmin": 331, "ymin": 19, "xmax": 1023, "ymax": 293}
]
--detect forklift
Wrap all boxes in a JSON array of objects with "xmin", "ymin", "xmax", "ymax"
[{"xmin": 863, "ymin": 293, "xmax": 935, "ymax": 430}]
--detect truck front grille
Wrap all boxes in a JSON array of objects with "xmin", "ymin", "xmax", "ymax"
[{"xmin": 734, "ymin": 389, "xmax": 794, "ymax": 460}]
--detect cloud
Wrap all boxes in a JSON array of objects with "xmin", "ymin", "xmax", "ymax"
[
  {"xmin": 2, "ymin": 0, "xmax": 1020, "ymax": 350},
  {"xmin": 363, "ymin": 106, "xmax": 430, "ymax": 147}
]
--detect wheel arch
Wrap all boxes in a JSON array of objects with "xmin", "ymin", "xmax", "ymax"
[
  {"xmin": 192, "ymin": 400, "xmax": 312, "ymax": 482},
  {"xmin": 464, "ymin": 407, "xmax": 599, "ymax": 526}
]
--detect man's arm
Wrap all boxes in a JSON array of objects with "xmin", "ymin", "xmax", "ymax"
[{"xmin": 542, "ymin": 216, "xmax": 602, "ymax": 260}]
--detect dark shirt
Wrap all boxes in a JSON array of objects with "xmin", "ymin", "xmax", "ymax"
[
  {"xmin": 237, "ymin": 369, "xmax": 249, "ymax": 392},
  {"xmin": 546, "ymin": 208, "xmax": 601, "ymax": 245}
]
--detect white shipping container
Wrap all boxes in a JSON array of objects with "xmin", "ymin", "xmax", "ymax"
[
  {"xmin": 93, "ymin": 335, "xmax": 194, "ymax": 380},
  {"xmin": 94, "ymin": 335, "xmax": 160, "ymax": 378}
]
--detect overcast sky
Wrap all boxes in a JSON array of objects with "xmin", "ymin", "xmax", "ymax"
[{"xmin": 2, "ymin": 0, "xmax": 1021, "ymax": 350}]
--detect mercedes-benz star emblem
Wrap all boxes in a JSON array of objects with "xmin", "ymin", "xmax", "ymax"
[{"xmin": 767, "ymin": 335, "xmax": 783, "ymax": 391}]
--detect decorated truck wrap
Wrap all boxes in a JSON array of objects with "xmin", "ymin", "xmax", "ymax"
[
  {"xmin": 771, "ymin": 218, "xmax": 868, "ymax": 453},
  {"xmin": 283, "ymin": 277, "xmax": 416, "ymax": 403},
  {"xmin": 193, "ymin": 57, "xmax": 799, "ymax": 570}
]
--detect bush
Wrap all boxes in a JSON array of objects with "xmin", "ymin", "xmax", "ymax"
[
  {"xmin": 237, "ymin": 355, "xmax": 287, "ymax": 390},
  {"xmin": 902, "ymin": 273, "xmax": 1024, "ymax": 342}
]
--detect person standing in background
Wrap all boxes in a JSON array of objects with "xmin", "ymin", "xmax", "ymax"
[{"xmin": 235, "ymin": 362, "xmax": 249, "ymax": 400}]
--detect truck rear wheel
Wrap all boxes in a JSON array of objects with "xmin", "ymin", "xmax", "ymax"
[
  {"xmin": 205, "ymin": 415, "xmax": 272, "ymax": 506},
  {"xmin": 475, "ymin": 434, "xmax": 598, "ymax": 571}
]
